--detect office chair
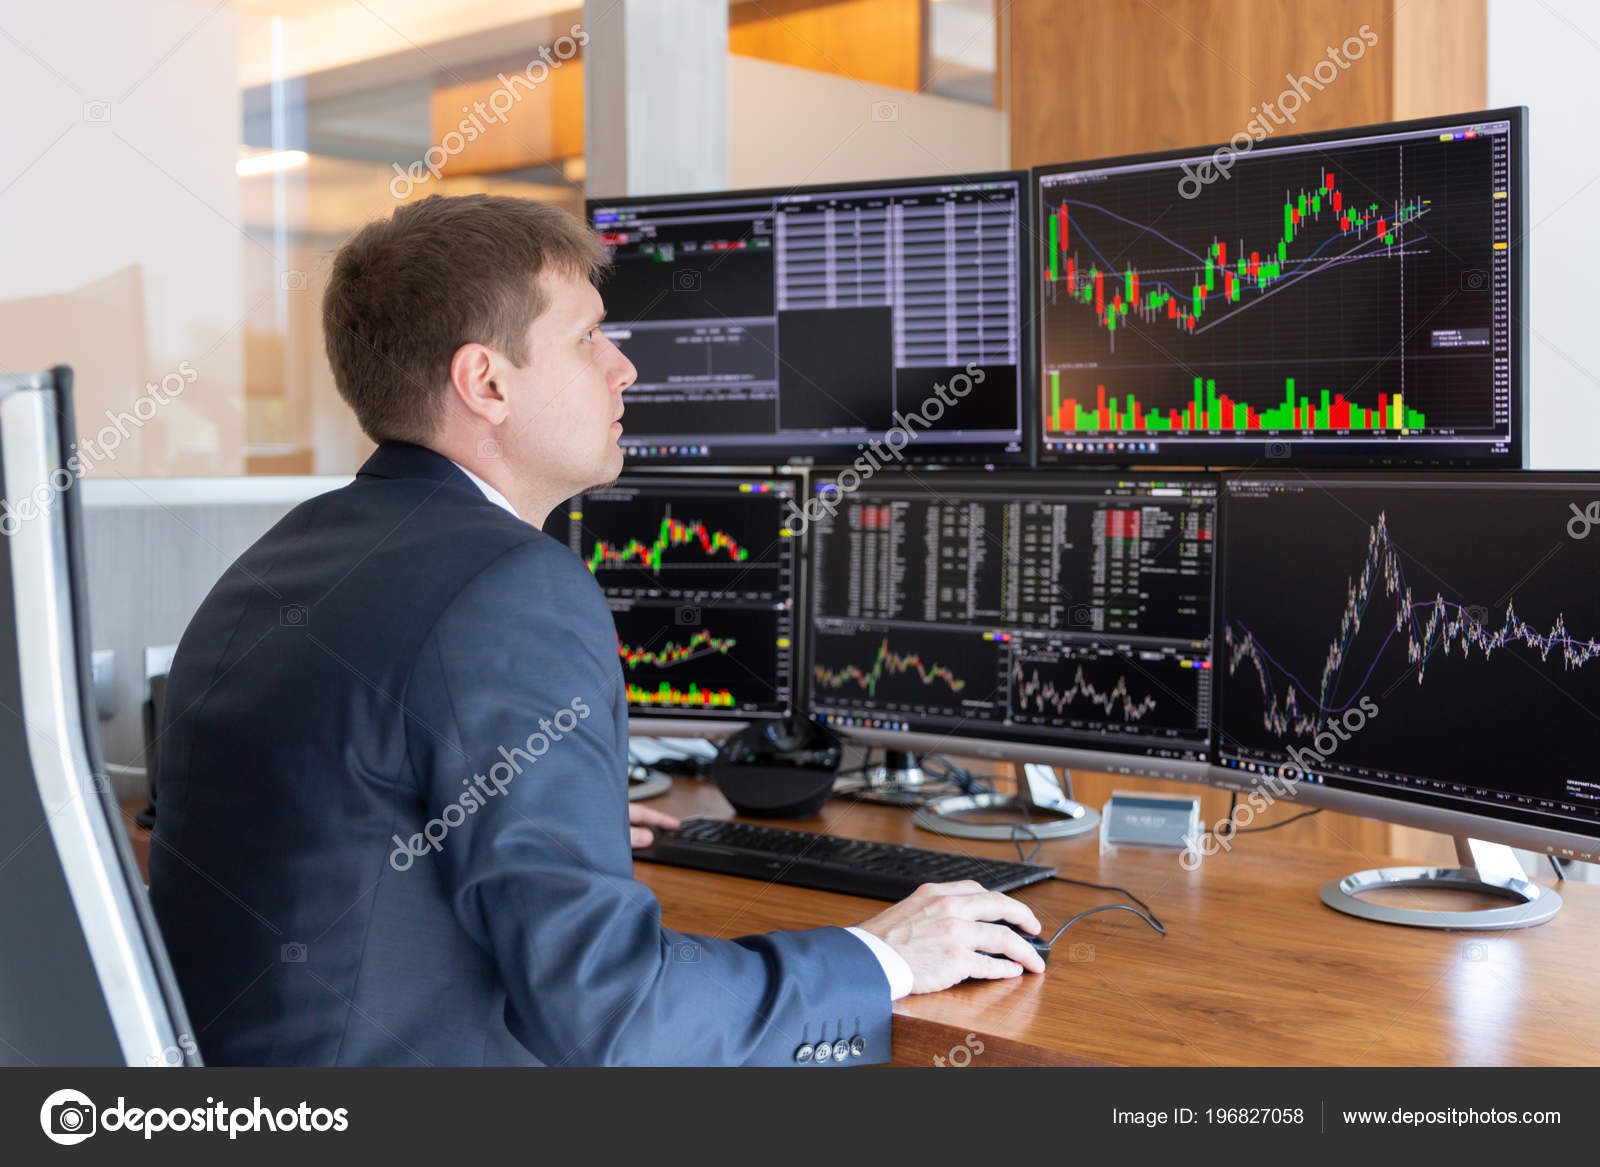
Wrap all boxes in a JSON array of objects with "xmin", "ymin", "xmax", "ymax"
[{"xmin": 0, "ymin": 366, "xmax": 199, "ymax": 1066}]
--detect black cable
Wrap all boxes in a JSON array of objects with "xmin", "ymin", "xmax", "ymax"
[
  {"xmin": 1010, "ymin": 821, "xmax": 1044, "ymax": 864},
  {"xmin": 1550, "ymin": 854, "xmax": 1566, "ymax": 882},
  {"xmin": 1045, "ymin": 902, "xmax": 1166, "ymax": 946},
  {"xmin": 1206, "ymin": 790, "xmax": 1320, "ymax": 837},
  {"xmin": 1047, "ymin": 874, "xmax": 1164, "ymax": 931},
  {"xmin": 918, "ymin": 753, "xmax": 990, "ymax": 794},
  {"xmin": 1214, "ymin": 791, "xmax": 1239, "ymax": 841},
  {"xmin": 1006, "ymin": 824, "xmax": 1168, "ymax": 935},
  {"xmin": 1234, "ymin": 808, "xmax": 1322, "ymax": 833}
]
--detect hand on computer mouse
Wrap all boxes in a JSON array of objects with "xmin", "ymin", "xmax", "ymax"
[
  {"xmin": 854, "ymin": 880, "xmax": 1046, "ymax": 994},
  {"xmin": 978, "ymin": 920, "xmax": 1052, "ymax": 965}
]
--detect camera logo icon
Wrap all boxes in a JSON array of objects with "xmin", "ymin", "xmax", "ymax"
[
  {"xmin": 871, "ymin": 100, "xmax": 899, "ymax": 122},
  {"xmin": 281, "ymin": 941, "xmax": 308, "ymax": 962},
  {"xmin": 280, "ymin": 270, "xmax": 307, "ymax": 292},
  {"xmin": 478, "ymin": 437, "xmax": 503, "ymax": 460},
  {"xmin": 1266, "ymin": 441, "xmax": 1290, "ymax": 459},
  {"xmin": 672, "ymin": 269, "xmax": 701, "ymax": 292},
  {"xmin": 40, "ymin": 1089, "xmax": 97, "ymax": 1145},
  {"xmin": 279, "ymin": 603, "xmax": 308, "ymax": 627},
  {"xmin": 675, "ymin": 604, "xmax": 701, "ymax": 626},
  {"xmin": 82, "ymin": 101, "xmax": 111, "ymax": 123},
  {"xmin": 1460, "ymin": 268, "xmax": 1488, "ymax": 291},
  {"xmin": 1068, "ymin": 604, "xmax": 1093, "ymax": 627},
  {"xmin": 673, "ymin": 940, "xmax": 701, "ymax": 962},
  {"xmin": 1068, "ymin": 942, "xmax": 1096, "ymax": 963}
]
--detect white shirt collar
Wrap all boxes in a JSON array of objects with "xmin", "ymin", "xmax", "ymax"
[{"xmin": 449, "ymin": 460, "xmax": 522, "ymax": 521}]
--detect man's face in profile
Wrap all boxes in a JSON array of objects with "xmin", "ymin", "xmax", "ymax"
[{"xmin": 499, "ymin": 269, "xmax": 635, "ymax": 499}]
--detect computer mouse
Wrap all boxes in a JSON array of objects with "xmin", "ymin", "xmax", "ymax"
[{"xmin": 978, "ymin": 920, "xmax": 1051, "ymax": 966}]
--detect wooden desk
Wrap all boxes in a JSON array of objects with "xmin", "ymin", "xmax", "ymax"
[
  {"xmin": 122, "ymin": 773, "xmax": 1600, "ymax": 1066},
  {"xmin": 634, "ymin": 777, "xmax": 1598, "ymax": 1067}
]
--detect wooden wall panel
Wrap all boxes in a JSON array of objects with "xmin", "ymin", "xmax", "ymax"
[
  {"xmin": 1392, "ymin": 0, "xmax": 1487, "ymax": 119},
  {"xmin": 427, "ymin": 59, "xmax": 585, "ymax": 177},
  {"xmin": 1009, "ymin": 0, "xmax": 1399, "ymax": 169},
  {"xmin": 731, "ymin": 0, "xmax": 923, "ymax": 92}
]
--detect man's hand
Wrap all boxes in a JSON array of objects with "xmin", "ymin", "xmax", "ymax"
[
  {"xmin": 629, "ymin": 803, "xmax": 680, "ymax": 848},
  {"xmin": 855, "ymin": 881, "xmax": 1045, "ymax": 993}
]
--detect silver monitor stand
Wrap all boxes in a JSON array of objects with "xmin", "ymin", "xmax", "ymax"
[
  {"xmin": 835, "ymin": 748, "xmax": 965, "ymax": 806},
  {"xmin": 914, "ymin": 762, "xmax": 1100, "ymax": 841},
  {"xmin": 1319, "ymin": 837, "xmax": 1562, "ymax": 930},
  {"xmin": 628, "ymin": 773, "xmax": 672, "ymax": 800}
]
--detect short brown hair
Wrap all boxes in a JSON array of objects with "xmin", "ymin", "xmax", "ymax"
[{"xmin": 322, "ymin": 194, "xmax": 609, "ymax": 444}]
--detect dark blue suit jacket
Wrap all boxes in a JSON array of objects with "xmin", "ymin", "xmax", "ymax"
[{"xmin": 149, "ymin": 442, "xmax": 891, "ymax": 1065}]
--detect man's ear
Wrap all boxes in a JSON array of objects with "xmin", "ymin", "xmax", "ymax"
[{"xmin": 448, "ymin": 342, "xmax": 511, "ymax": 425}]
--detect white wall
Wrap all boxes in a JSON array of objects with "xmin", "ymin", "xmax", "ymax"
[
  {"xmin": 726, "ymin": 54, "xmax": 1007, "ymax": 188},
  {"xmin": 0, "ymin": 0, "xmax": 244, "ymax": 475},
  {"xmin": 1488, "ymin": 0, "xmax": 1600, "ymax": 468}
]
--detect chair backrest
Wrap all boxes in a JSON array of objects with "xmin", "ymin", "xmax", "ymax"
[{"xmin": 0, "ymin": 366, "xmax": 198, "ymax": 1066}]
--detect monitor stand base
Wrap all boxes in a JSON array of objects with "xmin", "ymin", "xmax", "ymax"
[
  {"xmin": 1319, "ymin": 837, "xmax": 1562, "ymax": 930},
  {"xmin": 628, "ymin": 774, "xmax": 672, "ymax": 801},
  {"xmin": 913, "ymin": 763, "xmax": 1100, "ymax": 841},
  {"xmin": 836, "ymin": 749, "xmax": 964, "ymax": 805}
]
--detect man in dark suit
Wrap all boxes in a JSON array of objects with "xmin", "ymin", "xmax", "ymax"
[{"xmin": 149, "ymin": 194, "xmax": 1044, "ymax": 1066}]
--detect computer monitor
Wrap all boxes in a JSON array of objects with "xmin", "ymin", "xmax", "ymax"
[
  {"xmin": 1215, "ymin": 471, "xmax": 1600, "ymax": 926},
  {"xmin": 588, "ymin": 171, "xmax": 1031, "ymax": 467},
  {"xmin": 805, "ymin": 471, "xmax": 1218, "ymax": 783},
  {"xmin": 549, "ymin": 472, "xmax": 803, "ymax": 734},
  {"xmin": 1034, "ymin": 108, "xmax": 1527, "ymax": 468}
]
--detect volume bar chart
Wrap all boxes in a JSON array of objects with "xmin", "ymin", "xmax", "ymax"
[{"xmin": 1047, "ymin": 374, "xmax": 1426, "ymax": 434}]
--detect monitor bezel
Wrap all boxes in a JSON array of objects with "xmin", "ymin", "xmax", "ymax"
[
  {"xmin": 1212, "ymin": 468, "xmax": 1600, "ymax": 861},
  {"xmin": 586, "ymin": 169, "xmax": 1036, "ymax": 470},
  {"xmin": 1030, "ymin": 106, "xmax": 1530, "ymax": 471}
]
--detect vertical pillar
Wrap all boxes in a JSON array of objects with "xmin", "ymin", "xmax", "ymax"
[{"xmin": 583, "ymin": 0, "xmax": 728, "ymax": 197}]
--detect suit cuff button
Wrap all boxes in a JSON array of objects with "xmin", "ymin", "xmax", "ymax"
[{"xmin": 793, "ymin": 1043, "xmax": 814, "ymax": 1065}]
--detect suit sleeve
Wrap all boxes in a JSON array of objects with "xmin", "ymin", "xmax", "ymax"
[{"xmin": 401, "ymin": 536, "xmax": 893, "ymax": 1066}]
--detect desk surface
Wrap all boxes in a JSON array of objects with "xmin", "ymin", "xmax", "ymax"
[
  {"xmin": 631, "ymin": 780, "xmax": 1599, "ymax": 1067},
  {"xmin": 123, "ymin": 776, "xmax": 1600, "ymax": 1067}
]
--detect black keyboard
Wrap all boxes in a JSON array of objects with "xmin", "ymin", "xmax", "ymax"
[{"xmin": 634, "ymin": 817, "xmax": 1056, "ymax": 901}]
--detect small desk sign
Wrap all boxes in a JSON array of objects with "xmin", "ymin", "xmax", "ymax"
[{"xmin": 1100, "ymin": 791, "xmax": 1202, "ymax": 858}]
